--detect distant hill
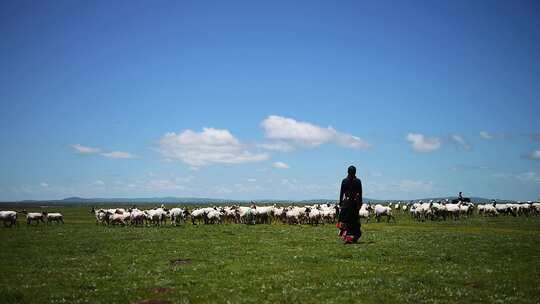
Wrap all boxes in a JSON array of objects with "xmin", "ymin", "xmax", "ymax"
[{"xmin": 1, "ymin": 195, "xmax": 520, "ymax": 205}]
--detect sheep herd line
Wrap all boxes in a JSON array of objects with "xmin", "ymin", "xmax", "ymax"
[{"xmin": 2, "ymin": 200, "xmax": 539, "ymax": 228}]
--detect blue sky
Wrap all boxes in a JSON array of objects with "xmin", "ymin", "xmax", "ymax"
[{"xmin": 1, "ymin": 0, "xmax": 539, "ymax": 201}]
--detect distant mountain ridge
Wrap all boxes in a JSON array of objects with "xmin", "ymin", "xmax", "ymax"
[{"xmin": 3, "ymin": 195, "xmax": 521, "ymax": 205}]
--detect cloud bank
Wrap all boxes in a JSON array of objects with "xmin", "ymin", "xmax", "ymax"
[
  {"xmin": 100, "ymin": 151, "xmax": 136, "ymax": 159},
  {"xmin": 450, "ymin": 134, "xmax": 471, "ymax": 150},
  {"xmin": 272, "ymin": 161, "xmax": 290, "ymax": 169},
  {"xmin": 261, "ymin": 115, "xmax": 371, "ymax": 149},
  {"xmin": 480, "ymin": 131, "xmax": 493, "ymax": 140},
  {"xmin": 528, "ymin": 149, "xmax": 540, "ymax": 160},
  {"xmin": 71, "ymin": 144, "xmax": 100, "ymax": 154},
  {"xmin": 405, "ymin": 133, "xmax": 441, "ymax": 152},
  {"xmin": 157, "ymin": 128, "xmax": 269, "ymax": 167},
  {"xmin": 70, "ymin": 144, "xmax": 136, "ymax": 159}
]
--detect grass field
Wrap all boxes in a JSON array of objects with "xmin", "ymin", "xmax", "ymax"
[{"xmin": 1, "ymin": 206, "xmax": 539, "ymax": 304}]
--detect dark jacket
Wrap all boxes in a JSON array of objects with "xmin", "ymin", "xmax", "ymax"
[{"xmin": 339, "ymin": 176, "xmax": 363, "ymax": 209}]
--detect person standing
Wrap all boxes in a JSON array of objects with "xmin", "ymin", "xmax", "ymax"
[{"xmin": 337, "ymin": 165, "xmax": 363, "ymax": 244}]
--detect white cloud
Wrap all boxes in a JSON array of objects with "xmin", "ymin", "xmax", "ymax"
[
  {"xmin": 70, "ymin": 144, "xmax": 100, "ymax": 154},
  {"xmin": 451, "ymin": 164, "xmax": 488, "ymax": 171},
  {"xmin": 145, "ymin": 179, "xmax": 188, "ymax": 191},
  {"xmin": 40, "ymin": 182, "xmax": 49, "ymax": 188},
  {"xmin": 528, "ymin": 149, "xmax": 540, "ymax": 160},
  {"xmin": 100, "ymin": 151, "xmax": 136, "ymax": 159},
  {"xmin": 157, "ymin": 128, "xmax": 269, "ymax": 167},
  {"xmin": 363, "ymin": 179, "xmax": 437, "ymax": 200},
  {"xmin": 232, "ymin": 183, "xmax": 263, "ymax": 193},
  {"xmin": 397, "ymin": 180, "xmax": 434, "ymax": 193},
  {"xmin": 279, "ymin": 178, "xmax": 334, "ymax": 194},
  {"xmin": 450, "ymin": 134, "xmax": 471, "ymax": 150},
  {"xmin": 480, "ymin": 131, "xmax": 493, "ymax": 140},
  {"xmin": 257, "ymin": 141, "xmax": 295, "ymax": 152},
  {"xmin": 493, "ymin": 171, "xmax": 540, "ymax": 184},
  {"xmin": 272, "ymin": 161, "xmax": 290, "ymax": 169},
  {"xmin": 212, "ymin": 186, "xmax": 233, "ymax": 194},
  {"xmin": 71, "ymin": 144, "xmax": 137, "ymax": 159},
  {"xmin": 492, "ymin": 172, "xmax": 512, "ymax": 179},
  {"xmin": 93, "ymin": 180, "xmax": 105, "ymax": 186},
  {"xmin": 405, "ymin": 133, "xmax": 441, "ymax": 152},
  {"xmin": 261, "ymin": 115, "xmax": 371, "ymax": 149},
  {"xmin": 515, "ymin": 172, "xmax": 540, "ymax": 184}
]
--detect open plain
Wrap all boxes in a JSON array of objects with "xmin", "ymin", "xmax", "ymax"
[{"xmin": 1, "ymin": 205, "xmax": 539, "ymax": 304}]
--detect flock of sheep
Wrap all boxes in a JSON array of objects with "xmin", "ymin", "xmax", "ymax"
[
  {"xmin": 76, "ymin": 200, "xmax": 540, "ymax": 226},
  {"xmin": 89, "ymin": 205, "xmax": 340, "ymax": 226},
  {"xmin": 0, "ymin": 210, "xmax": 64, "ymax": 227},
  {"xmin": 407, "ymin": 200, "xmax": 540, "ymax": 221},
  {"xmin": 2, "ymin": 200, "xmax": 539, "ymax": 228}
]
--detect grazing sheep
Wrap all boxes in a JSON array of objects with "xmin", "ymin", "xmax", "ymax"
[
  {"xmin": 191, "ymin": 208, "xmax": 209, "ymax": 225},
  {"xmin": 108, "ymin": 211, "xmax": 131, "ymax": 226},
  {"xmin": 255, "ymin": 206, "xmax": 274, "ymax": 224},
  {"xmin": 305, "ymin": 207, "xmax": 322, "ymax": 226},
  {"xmin": 285, "ymin": 208, "xmax": 302, "ymax": 225},
  {"xmin": 374, "ymin": 204, "xmax": 395, "ymax": 223},
  {"xmin": 222, "ymin": 207, "xmax": 240, "ymax": 223},
  {"xmin": 358, "ymin": 205, "xmax": 370, "ymax": 221},
  {"xmin": 46, "ymin": 212, "xmax": 64, "ymax": 224},
  {"xmin": 320, "ymin": 205, "xmax": 337, "ymax": 224},
  {"xmin": 169, "ymin": 208, "xmax": 189, "ymax": 226},
  {"xmin": 128, "ymin": 208, "xmax": 145, "ymax": 226},
  {"xmin": 0, "ymin": 211, "xmax": 18, "ymax": 227},
  {"xmin": 532, "ymin": 202, "xmax": 540, "ymax": 214},
  {"xmin": 90, "ymin": 207, "xmax": 110, "ymax": 225},
  {"xmin": 206, "ymin": 209, "xmax": 223, "ymax": 224},
  {"xmin": 444, "ymin": 203, "xmax": 461, "ymax": 220},
  {"xmin": 144, "ymin": 208, "xmax": 168, "ymax": 226},
  {"xmin": 24, "ymin": 211, "xmax": 46, "ymax": 225},
  {"xmin": 238, "ymin": 206, "xmax": 257, "ymax": 225},
  {"xmin": 272, "ymin": 207, "xmax": 286, "ymax": 223},
  {"xmin": 495, "ymin": 204, "xmax": 516, "ymax": 216},
  {"xmin": 483, "ymin": 204, "xmax": 498, "ymax": 216}
]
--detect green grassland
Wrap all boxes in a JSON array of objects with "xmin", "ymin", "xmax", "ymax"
[{"xmin": 1, "ymin": 206, "xmax": 539, "ymax": 304}]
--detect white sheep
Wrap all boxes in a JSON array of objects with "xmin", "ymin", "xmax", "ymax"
[
  {"xmin": 445, "ymin": 203, "xmax": 462, "ymax": 219},
  {"xmin": 169, "ymin": 208, "xmax": 188, "ymax": 226},
  {"xmin": 206, "ymin": 209, "xmax": 223, "ymax": 224},
  {"xmin": 320, "ymin": 206, "xmax": 337, "ymax": 224},
  {"xmin": 238, "ymin": 206, "xmax": 257, "ymax": 225},
  {"xmin": 255, "ymin": 206, "xmax": 274, "ymax": 224},
  {"xmin": 109, "ymin": 211, "xmax": 131, "ymax": 226},
  {"xmin": 144, "ymin": 208, "xmax": 167, "ymax": 226},
  {"xmin": 129, "ymin": 208, "xmax": 146, "ymax": 226},
  {"xmin": 374, "ymin": 204, "xmax": 395, "ymax": 223},
  {"xmin": 45, "ymin": 212, "xmax": 64, "ymax": 224},
  {"xmin": 190, "ymin": 208, "xmax": 209, "ymax": 225},
  {"xmin": 25, "ymin": 211, "xmax": 46, "ymax": 225},
  {"xmin": 358, "ymin": 205, "xmax": 370, "ymax": 221},
  {"xmin": 285, "ymin": 207, "xmax": 302, "ymax": 225},
  {"xmin": 90, "ymin": 207, "xmax": 109, "ymax": 225},
  {"xmin": 305, "ymin": 207, "xmax": 322, "ymax": 225},
  {"xmin": 0, "ymin": 211, "xmax": 18, "ymax": 227}
]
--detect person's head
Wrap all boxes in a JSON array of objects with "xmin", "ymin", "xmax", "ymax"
[{"xmin": 347, "ymin": 165, "xmax": 356, "ymax": 177}]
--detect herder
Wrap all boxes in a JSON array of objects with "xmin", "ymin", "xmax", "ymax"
[{"xmin": 337, "ymin": 165, "xmax": 363, "ymax": 244}]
